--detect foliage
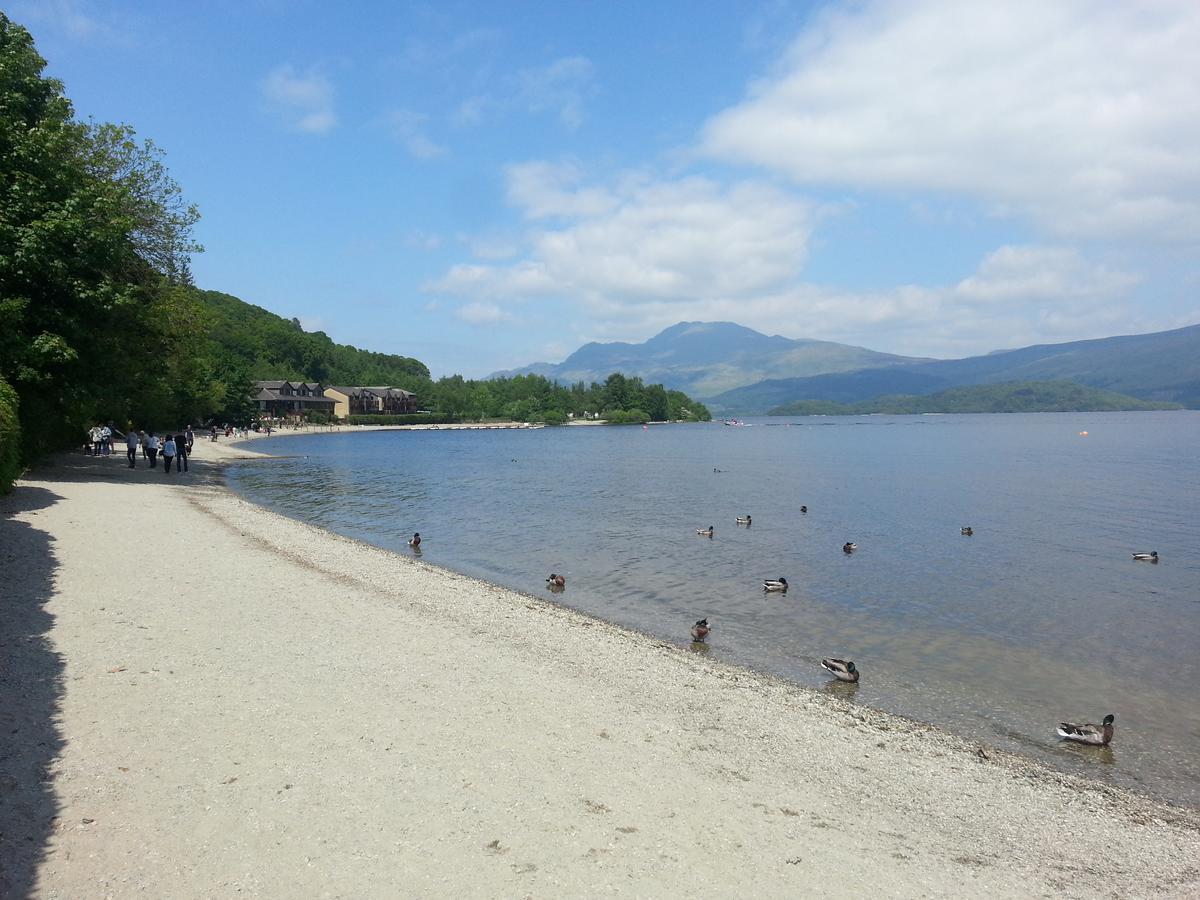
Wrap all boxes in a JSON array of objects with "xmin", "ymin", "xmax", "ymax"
[
  {"xmin": 768, "ymin": 380, "xmax": 1182, "ymax": 416},
  {"xmin": 302, "ymin": 410, "xmax": 334, "ymax": 425},
  {"xmin": 414, "ymin": 372, "xmax": 709, "ymax": 423},
  {"xmin": 0, "ymin": 376, "xmax": 21, "ymax": 493},
  {"xmin": 0, "ymin": 14, "xmax": 210, "ymax": 460},
  {"xmin": 196, "ymin": 289, "xmax": 429, "ymax": 388},
  {"xmin": 346, "ymin": 414, "xmax": 458, "ymax": 426}
]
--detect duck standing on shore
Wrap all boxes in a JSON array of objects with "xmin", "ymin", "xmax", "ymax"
[
  {"xmin": 690, "ymin": 618, "xmax": 710, "ymax": 642},
  {"xmin": 408, "ymin": 533, "xmax": 421, "ymax": 549},
  {"xmin": 821, "ymin": 658, "xmax": 859, "ymax": 683},
  {"xmin": 1132, "ymin": 551, "xmax": 1158, "ymax": 562},
  {"xmin": 546, "ymin": 573, "xmax": 566, "ymax": 588},
  {"xmin": 697, "ymin": 525, "xmax": 714, "ymax": 537},
  {"xmin": 1057, "ymin": 714, "xmax": 1115, "ymax": 746},
  {"xmin": 763, "ymin": 577, "xmax": 789, "ymax": 592}
]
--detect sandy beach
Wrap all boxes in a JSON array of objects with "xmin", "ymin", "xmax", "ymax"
[{"xmin": 2, "ymin": 439, "xmax": 1198, "ymax": 898}]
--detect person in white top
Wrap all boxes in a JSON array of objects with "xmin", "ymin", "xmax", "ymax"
[
  {"xmin": 161, "ymin": 436, "xmax": 177, "ymax": 475},
  {"xmin": 146, "ymin": 433, "xmax": 160, "ymax": 469},
  {"xmin": 88, "ymin": 425, "xmax": 102, "ymax": 456}
]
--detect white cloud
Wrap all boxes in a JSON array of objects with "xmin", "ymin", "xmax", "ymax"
[
  {"xmin": 428, "ymin": 157, "xmax": 1142, "ymax": 354},
  {"xmin": 515, "ymin": 56, "xmax": 595, "ymax": 129},
  {"xmin": 505, "ymin": 161, "xmax": 617, "ymax": 220},
  {"xmin": 426, "ymin": 168, "xmax": 817, "ymax": 328},
  {"xmin": 404, "ymin": 231, "xmax": 443, "ymax": 252},
  {"xmin": 607, "ymin": 245, "xmax": 1139, "ymax": 358},
  {"xmin": 383, "ymin": 110, "xmax": 446, "ymax": 160},
  {"xmin": 701, "ymin": 0, "xmax": 1200, "ymax": 242},
  {"xmin": 455, "ymin": 301, "xmax": 510, "ymax": 325},
  {"xmin": 261, "ymin": 65, "xmax": 337, "ymax": 134},
  {"xmin": 451, "ymin": 56, "xmax": 597, "ymax": 130},
  {"xmin": 14, "ymin": 0, "xmax": 126, "ymax": 43}
]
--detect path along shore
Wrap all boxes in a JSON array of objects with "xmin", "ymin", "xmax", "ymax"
[{"xmin": 1, "ymin": 437, "xmax": 1198, "ymax": 898}]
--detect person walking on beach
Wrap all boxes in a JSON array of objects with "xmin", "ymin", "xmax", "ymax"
[
  {"xmin": 185, "ymin": 425, "xmax": 195, "ymax": 454},
  {"xmin": 88, "ymin": 424, "xmax": 102, "ymax": 456},
  {"xmin": 161, "ymin": 434, "xmax": 177, "ymax": 474},
  {"xmin": 146, "ymin": 432, "xmax": 160, "ymax": 469},
  {"xmin": 126, "ymin": 428, "xmax": 140, "ymax": 468},
  {"xmin": 174, "ymin": 433, "xmax": 188, "ymax": 472},
  {"xmin": 100, "ymin": 423, "xmax": 112, "ymax": 456},
  {"xmin": 138, "ymin": 430, "xmax": 148, "ymax": 459}
]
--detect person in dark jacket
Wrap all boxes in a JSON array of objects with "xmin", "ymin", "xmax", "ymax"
[{"xmin": 174, "ymin": 434, "xmax": 189, "ymax": 472}]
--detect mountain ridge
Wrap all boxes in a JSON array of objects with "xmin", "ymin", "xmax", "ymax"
[
  {"xmin": 491, "ymin": 321, "xmax": 930, "ymax": 398},
  {"xmin": 496, "ymin": 320, "xmax": 1200, "ymax": 413}
]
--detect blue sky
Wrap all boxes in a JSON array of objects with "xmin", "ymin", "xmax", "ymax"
[{"xmin": 18, "ymin": 0, "xmax": 1200, "ymax": 377}]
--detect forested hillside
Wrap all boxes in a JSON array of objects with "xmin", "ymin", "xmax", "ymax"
[{"xmin": 769, "ymin": 380, "xmax": 1180, "ymax": 416}]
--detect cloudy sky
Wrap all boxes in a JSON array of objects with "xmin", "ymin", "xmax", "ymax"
[{"xmin": 20, "ymin": 0, "xmax": 1200, "ymax": 376}]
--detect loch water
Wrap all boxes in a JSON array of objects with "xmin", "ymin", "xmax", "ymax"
[{"xmin": 228, "ymin": 412, "xmax": 1200, "ymax": 807}]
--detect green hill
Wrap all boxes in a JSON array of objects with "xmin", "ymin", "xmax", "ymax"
[
  {"xmin": 769, "ymin": 380, "xmax": 1181, "ymax": 416},
  {"xmin": 710, "ymin": 323, "xmax": 1200, "ymax": 414},
  {"xmin": 199, "ymin": 290, "xmax": 429, "ymax": 386}
]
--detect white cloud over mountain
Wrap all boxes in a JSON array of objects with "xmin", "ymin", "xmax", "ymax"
[
  {"xmin": 426, "ymin": 0, "xmax": 1192, "ymax": 360},
  {"xmin": 702, "ymin": 0, "xmax": 1200, "ymax": 242}
]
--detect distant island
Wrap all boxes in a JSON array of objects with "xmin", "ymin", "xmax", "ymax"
[{"xmin": 768, "ymin": 380, "xmax": 1182, "ymax": 416}]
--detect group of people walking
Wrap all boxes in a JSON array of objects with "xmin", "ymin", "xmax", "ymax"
[
  {"xmin": 88, "ymin": 424, "xmax": 196, "ymax": 473},
  {"xmin": 131, "ymin": 428, "xmax": 194, "ymax": 473}
]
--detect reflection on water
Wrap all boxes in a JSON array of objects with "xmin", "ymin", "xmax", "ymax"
[{"xmin": 229, "ymin": 411, "xmax": 1200, "ymax": 808}]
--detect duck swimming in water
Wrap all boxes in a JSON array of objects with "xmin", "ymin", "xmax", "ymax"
[
  {"xmin": 821, "ymin": 658, "xmax": 859, "ymax": 683},
  {"xmin": 408, "ymin": 532, "xmax": 421, "ymax": 548},
  {"xmin": 763, "ymin": 577, "xmax": 789, "ymax": 592},
  {"xmin": 799, "ymin": 506, "xmax": 808, "ymax": 514},
  {"xmin": 1132, "ymin": 551, "xmax": 1158, "ymax": 562},
  {"xmin": 1057, "ymin": 714, "xmax": 1114, "ymax": 746},
  {"xmin": 842, "ymin": 542, "xmax": 857, "ymax": 554},
  {"xmin": 690, "ymin": 618, "xmax": 710, "ymax": 642},
  {"xmin": 961, "ymin": 526, "xmax": 974, "ymax": 536},
  {"xmin": 697, "ymin": 525, "xmax": 714, "ymax": 537},
  {"xmin": 736, "ymin": 515, "xmax": 751, "ymax": 525},
  {"xmin": 546, "ymin": 573, "xmax": 566, "ymax": 588}
]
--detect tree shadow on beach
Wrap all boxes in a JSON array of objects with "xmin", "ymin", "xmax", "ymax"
[{"xmin": 0, "ymin": 485, "xmax": 64, "ymax": 899}]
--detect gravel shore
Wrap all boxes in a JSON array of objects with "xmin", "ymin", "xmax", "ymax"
[{"xmin": 2, "ymin": 440, "xmax": 1197, "ymax": 898}]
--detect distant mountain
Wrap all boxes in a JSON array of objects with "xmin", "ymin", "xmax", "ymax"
[
  {"xmin": 708, "ymin": 323, "xmax": 1200, "ymax": 414},
  {"xmin": 769, "ymin": 380, "xmax": 1181, "ymax": 416},
  {"xmin": 492, "ymin": 322, "xmax": 929, "ymax": 398}
]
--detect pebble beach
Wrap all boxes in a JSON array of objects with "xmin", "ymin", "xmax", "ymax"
[{"xmin": 2, "ymin": 437, "xmax": 1198, "ymax": 898}]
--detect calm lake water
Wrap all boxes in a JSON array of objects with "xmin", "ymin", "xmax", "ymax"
[{"xmin": 228, "ymin": 412, "xmax": 1200, "ymax": 808}]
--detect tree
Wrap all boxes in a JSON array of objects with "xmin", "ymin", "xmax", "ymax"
[{"xmin": 0, "ymin": 13, "xmax": 211, "ymax": 458}]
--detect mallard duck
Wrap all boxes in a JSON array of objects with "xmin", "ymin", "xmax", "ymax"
[
  {"xmin": 408, "ymin": 532, "xmax": 421, "ymax": 548},
  {"xmin": 842, "ymin": 542, "xmax": 857, "ymax": 553},
  {"xmin": 690, "ymin": 618, "xmax": 710, "ymax": 642},
  {"xmin": 736, "ymin": 515, "xmax": 752, "ymax": 525},
  {"xmin": 763, "ymin": 577, "xmax": 789, "ymax": 592},
  {"xmin": 961, "ymin": 526, "xmax": 974, "ymax": 536},
  {"xmin": 546, "ymin": 573, "xmax": 565, "ymax": 588},
  {"xmin": 1132, "ymin": 551, "xmax": 1158, "ymax": 562},
  {"xmin": 697, "ymin": 525, "xmax": 714, "ymax": 536},
  {"xmin": 1057, "ymin": 714, "xmax": 1114, "ymax": 746},
  {"xmin": 821, "ymin": 658, "xmax": 859, "ymax": 683}
]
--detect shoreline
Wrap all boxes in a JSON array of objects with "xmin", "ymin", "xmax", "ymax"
[{"xmin": 2, "ymin": 444, "xmax": 1198, "ymax": 896}]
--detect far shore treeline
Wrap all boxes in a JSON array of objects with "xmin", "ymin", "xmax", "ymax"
[
  {"xmin": 0, "ymin": 15, "xmax": 708, "ymax": 493},
  {"xmin": 768, "ymin": 380, "xmax": 1182, "ymax": 416}
]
